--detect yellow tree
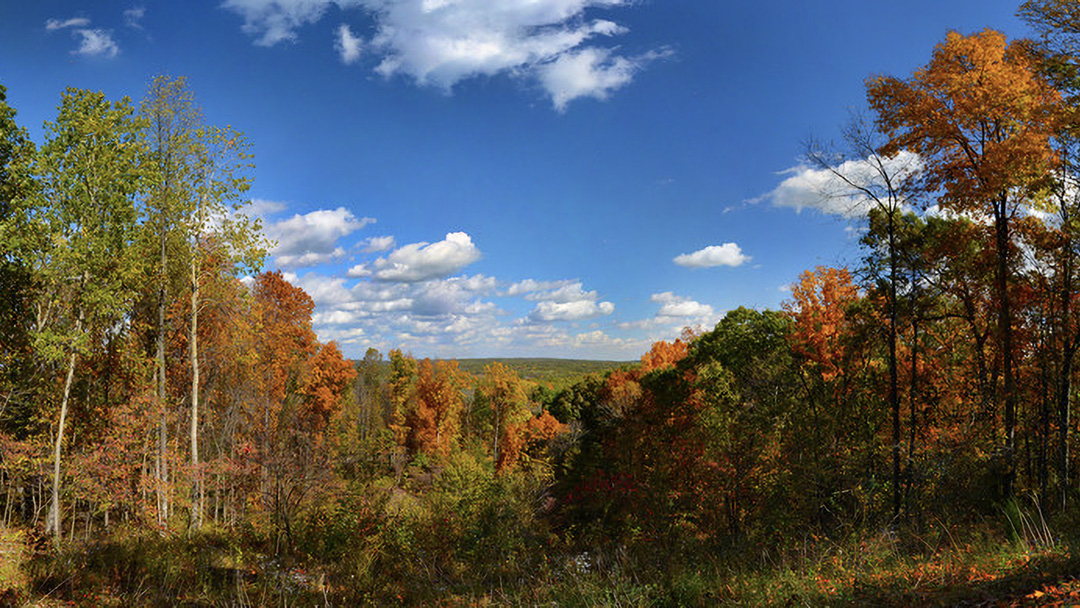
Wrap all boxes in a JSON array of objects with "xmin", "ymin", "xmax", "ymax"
[
  {"xmin": 477, "ymin": 362, "xmax": 529, "ymax": 466},
  {"xmin": 868, "ymin": 29, "xmax": 1066, "ymax": 495}
]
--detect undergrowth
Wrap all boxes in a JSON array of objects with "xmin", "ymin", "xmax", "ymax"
[{"xmin": 9, "ymin": 497, "xmax": 1080, "ymax": 606}]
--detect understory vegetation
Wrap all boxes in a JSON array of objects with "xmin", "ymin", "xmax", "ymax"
[{"xmin": 10, "ymin": 1, "xmax": 1080, "ymax": 605}]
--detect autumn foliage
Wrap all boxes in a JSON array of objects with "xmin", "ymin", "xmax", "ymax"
[{"xmin": 14, "ymin": 20, "xmax": 1080, "ymax": 604}]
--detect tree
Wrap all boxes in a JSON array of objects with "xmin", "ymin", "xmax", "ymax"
[
  {"xmin": 0, "ymin": 84, "xmax": 37, "ymax": 426},
  {"xmin": 476, "ymin": 362, "xmax": 529, "ymax": 467},
  {"xmin": 138, "ymin": 75, "xmax": 267, "ymax": 530},
  {"xmin": 408, "ymin": 359, "xmax": 466, "ymax": 459},
  {"xmin": 139, "ymin": 74, "xmax": 201, "ymax": 528},
  {"xmin": 185, "ymin": 124, "xmax": 264, "ymax": 529},
  {"xmin": 354, "ymin": 347, "xmax": 384, "ymax": 441},
  {"xmin": 1018, "ymin": 0, "xmax": 1080, "ymax": 506},
  {"xmin": 28, "ymin": 89, "xmax": 146, "ymax": 539},
  {"xmin": 806, "ymin": 114, "xmax": 921, "ymax": 518},
  {"xmin": 868, "ymin": 29, "xmax": 1066, "ymax": 496},
  {"xmin": 301, "ymin": 341, "xmax": 356, "ymax": 439}
]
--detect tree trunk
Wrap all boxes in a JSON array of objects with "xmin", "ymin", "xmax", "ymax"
[
  {"xmin": 888, "ymin": 211, "xmax": 900, "ymax": 519},
  {"xmin": 157, "ymin": 226, "xmax": 169, "ymax": 529},
  {"xmin": 1059, "ymin": 220, "xmax": 1075, "ymax": 509},
  {"xmin": 47, "ymin": 335, "xmax": 79, "ymax": 542},
  {"xmin": 190, "ymin": 257, "xmax": 202, "ymax": 530},
  {"xmin": 996, "ymin": 199, "xmax": 1016, "ymax": 497}
]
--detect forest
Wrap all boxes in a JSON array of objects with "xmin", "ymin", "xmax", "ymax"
[{"xmin": 9, "ymin": 1, "xmax": 1080, "ymax": 606}]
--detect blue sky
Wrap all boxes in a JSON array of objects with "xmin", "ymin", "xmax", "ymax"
[{"xmin": 0, "ymin": 0, "xmax": 1028, "ymax": 360}]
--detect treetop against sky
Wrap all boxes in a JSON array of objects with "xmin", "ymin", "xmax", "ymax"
[{"xmin": 0, "ymin": 0, "xmax": 1028, "ymax": 359}]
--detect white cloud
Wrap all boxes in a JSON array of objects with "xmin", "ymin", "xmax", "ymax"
[
  {"xmin": 222, "ymin": 0, "xmax": 662, "ymax": 110},
  {"xmin": 46, "ymin": 17, "xmax": 91, "ymax": 31},
  {"xmin": 72, "ymin": 29, "xmax": 120, "ymax": 58},
  {"xmin": 411, "ymin": 274, "xmax": 496, "ymax": 315},
  {"xmin": 523, "ymin": 281, "xmax": 599, "ymax": 303},
  {"xmin": 336, "ymin": 24, "xmax": 364, "ymax": 63},
  {"xmin": 509, "ymin": 277, "xmax": 615, "ymax": 322},
  {"xmin": 266, "ymin": 207, "xmax": 374, "ymax": 268},
  {"xmin": 504, "ymin": 278, "xmax": 575, "ymax": 297},
  {"xmin": 674, "ymin": 243, "xmax": 750, "ymax": 268},
  {"xmin": 651, "ymin": 291, "xmax": 714, "ymax": 319},
  {"xmin": 539, "ymin": 46, "xmax": 647, "ymax": 111},
  {"xmin": 46, "ymin": 18, "xmax": 120, "ymax": 59},
  {"xmin": 761, "ymin": 150, "xmax": 922, "ymax": 217},
  {"xmin": 369, "ymin": 231, "xmax": 481, "ymax": 282},
  {"xmin": 346, "ymin": 264, "xmax": 373, "ymax": 278},
  {"xmin": 362, "ymin": 235, "xmax": 395, "ymax": 253},
  {"xmin": 528, "ymin": 299, "xmax": 614, "ymax": 322},
  {"xmin": 247, "ymin": 198, "xmax": 288, "ymax": 220},
  {"xmin": 221, "ymin": 0, "xmax": 334, "ymax": 46}
]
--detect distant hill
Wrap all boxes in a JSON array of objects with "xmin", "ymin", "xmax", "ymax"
[
  {"xmin": 352, "ymin": 356, "xmax": 632, "ymax": 389},
  {"xmin": 451, "ymin": 358, "xmax": 630, "ymax": 386}
]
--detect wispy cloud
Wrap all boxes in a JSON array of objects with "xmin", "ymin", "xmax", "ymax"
[
  {"xmin": 46, "ymin": 17, "xmax": 91, "ymax": 31},
  {"xmin": 45, "ymin": 16, "xmax": 121, "ymax": 59},
  {"xmin": 124, "ymin": 7, "xmax": 146, "ymax": 30}
]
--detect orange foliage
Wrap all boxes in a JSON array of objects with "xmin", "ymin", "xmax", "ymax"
[
  {"xmin": 867, "ymin": 28, "xmax": 1063, "ymax": 212},
  {"xmin": 301, "ymin": 341, "xmax": 356, "ymax": 438},
  {"xmin": 640, "ymin": 338, "xmax": 688, "ymax": 373},
  {"xmin": 253, "ymin": 270, "xmax": 319, "ymax": 408},
  {"xmin": 497, "ymin": 411, "xmax": 568, "ymax": 473},
  {"xmin": 477, "ymin": 361, "xmax": 529, "ymax": 463},
  {"xmin": 407, "ymin": 359, "xmax": 466, "ymax": 458},
  {"xmin": 785, "ymin": 266, "xmax": 859, "ymax": 382}
]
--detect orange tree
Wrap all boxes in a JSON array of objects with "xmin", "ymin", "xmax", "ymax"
[{"xmin": 868, "ymin": 28, "xmax": 1067, "ymax": 495}]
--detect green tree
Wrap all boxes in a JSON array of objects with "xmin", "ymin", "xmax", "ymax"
[
  {"xmin": 139, "ymin": 75, "xmax": 266, "ymax": 530},
  {"xmin": 27, "ymin": 88, "xmax": 147, "ymax": 540},
  {"xmin": 139, "ymin": 74, "xmax": 201, "ymax": 527},
  {"xmin": 0, "ymin": 84, "xmax": 37, "ymax": 430}
]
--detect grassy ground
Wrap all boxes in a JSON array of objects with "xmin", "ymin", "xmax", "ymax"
[{"xmin": 5, "ymin": 517, "xmax": 1080, "ymax": 606}]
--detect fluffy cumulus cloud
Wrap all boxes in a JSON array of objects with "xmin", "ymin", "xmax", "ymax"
[
  {"xmin": 540, "ymin": 47, "xmax": 669, "ymax": 112},
  {"xmin": 73, "ymin": 29, "xmax": 120, "ymax": 58},
  {"xmin": 266, "ymin": 207, "xmax": 375, "ymax": 268},
  {"xmin": 762, "ymin": 150, "xmax": 922, "ymax": 217},
  {"xmin": 46, "ymin": 17, "xmax": 120, "ymax": 58},
  {"xmin": 361, "ymin": 232, "xmax": 482, "ymax": 282},
  {"xmin": 651, "ymin": 291, "xmax": 713, "ymax": 319},
  {"xmin": 254, "ymin": 202, "xmax": 665, "ymax": 357},
  {"xmin": 362, "ymin": 235, "xmax": 395, "ymax": 253},
  {"xmin": 523, "ymin": 280, "xmax": 615, "ymax": 322},
  {"xmin": 221, "ymin": 0, "xmax": 663, "ymax": 109},
  {"xmin": 528, "ymin": 299, "xmax": 615, "ymax": 322},
  {"xmin": 674, "ymin": 243, "xmax": 750, "ymax": 269}
]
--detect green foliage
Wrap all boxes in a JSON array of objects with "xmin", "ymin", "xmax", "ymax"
[{"xmin": 0, "ymin": 527, "xmax": 28, "ymax": 602}]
